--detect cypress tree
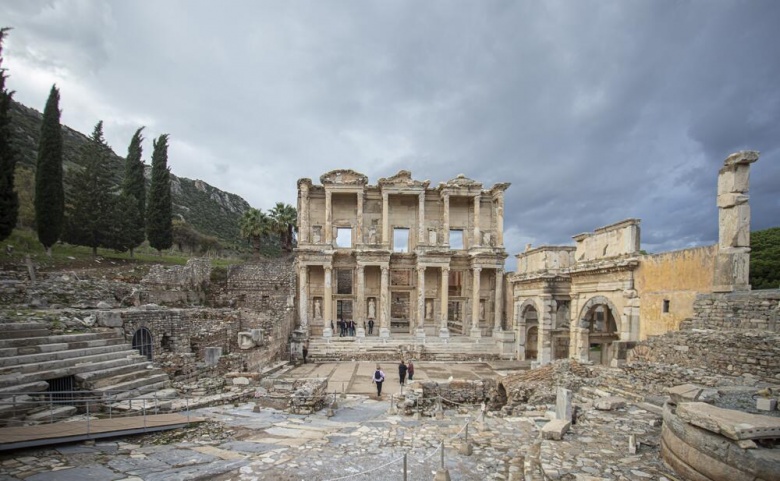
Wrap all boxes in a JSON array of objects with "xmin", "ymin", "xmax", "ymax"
[
  {"xmin": 0, "ymin": 28, "xmax": 18, "ymax": 242},
  {"xmin": 34, "ymin": 85, "xmax": 64, "ymax": 255},
  {"xmin": 63, "ymin": 121, "xmax": 116, "ymax": 256},
  {"xmin": 146, "ymin": 134, "xmax": 172, "ymax": 253},
  {"xmin": 121, "ymin": 127, "xmax": 146, "ymax": 257}
]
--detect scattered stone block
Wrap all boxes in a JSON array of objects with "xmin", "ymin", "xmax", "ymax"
[
  {"xmin": 668, "ymin": 383, "xmax": 719, "ymax": 404},
  {"xmin": 232, "ymin": 377, "xmax": 250, "ymax": 386},
  {"xmin": 594, "ymin": 396, "xmax": 626, "ymax": 411},
  {"xmin": 677, "ymin": 402, "xmax": 780, "ymax": 440},
  {"xmin": 756, "ymin": 397, "xmax": 777, "ymax": 411},
  {"xmin": 541, "ymin": 419, "xmax": 570, "ymax": 440},
  {"xmin": 555, "ymin": 387, "xmax": 572, "ymax": 423},
  {"xmin": 628, "ymin": 434, "xmax": 637, "ymax": 454}
]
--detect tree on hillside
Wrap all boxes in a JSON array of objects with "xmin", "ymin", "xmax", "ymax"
[
  {"xmin": 269, "ymin": 202, "xmax": 297, "ymax": 252},
  {"xmin": 240, "ymin": 208, "xmax": 273, "ymax": 256},
  {"xmin": 750, "ymin": 227, "xmax": 780, "ymax": 290},
  {"xmin": 146, "ymin": 134, "xmax": 172, "ymax": 253},
  {"xmin": 63, "ymin": 121, "xmax": 116, "ymax": 256},
  {"xmin": 34, "ymin": 85, "xmax": 64, "ymax": 255},
  {"xmin": 0, "ymin": 28, "xmax": 18, "ymax": 242},
  {"xmin": 121, "ymin": 127, "xmax": 146, "ymax": 257}
]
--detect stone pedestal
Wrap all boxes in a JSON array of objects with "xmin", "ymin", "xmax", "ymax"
[
  {"xmin": 356, "ymin": 327, "xmax": 366, "ymax": 338},
  {"xmin": 415, "ymin": 328, "xmax": 426, "ymax": 340},
  {"xmin": 439, "ymin": 327, "xmax": 450, "ymax": 338},
  {"xmin": 470, "ymin": 327, "xmax": 482, "ymax": 338},
  {"xmin": 379, "ymin": 327, "xmax": 390, "ymax": 338},
  {"xmin": 323, "ymin": 327, "xmax": 333, "ymax": 338}
]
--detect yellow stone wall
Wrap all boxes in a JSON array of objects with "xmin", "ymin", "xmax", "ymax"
[{"xmin": 634, "ymin": 245, "xmax": 717, "ymax": 339}]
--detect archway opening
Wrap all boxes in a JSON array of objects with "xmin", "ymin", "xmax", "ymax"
[
  {"xmin": 582, "ymin": 304, "xmax": 618, "ymax": 365},
  {"xmin": 526, "ymin": 325, "xmax": 538, "ymax": 360},
  {"xmin": 132, "ymin": 327, "xmax": 154, "ymax": 361}
]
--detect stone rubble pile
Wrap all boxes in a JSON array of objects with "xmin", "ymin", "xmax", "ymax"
[{"xmin": 500, "ymin": 359, "xmax": 596, "ymax": 411}]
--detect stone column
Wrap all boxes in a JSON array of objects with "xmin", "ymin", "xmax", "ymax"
[
  {"xmin": 537, "ymin": 296, "xmax": 554, "ymax": 366},
  {"xmin": 381, "ymin": 192, "xmax": 389, "ymax": 246},
  {"xmin": 473, "ymin": 194, "xmax": 481, "ymax": 247},
  {"xmin": 418, "ymin": 192, "xmax": 425, "ymax": 247},
  {"xmin": 714, "ymin": 150, "xmax": 759, "ymax": 292},
  {"xmin": 494, "ymin": 192, "xmax": 504, "ymax": 247},
  {"xmin": 323, "ymin": 265, "xmax": 333, "ymax": 337},
  {"xmin": 298, "ymin": 264, "xmax": 309, "ymax": 335},
  {"xmin": 356, "ymin": 265, "xmax": 365, "ymax": 337},
  {"xmin": 356, "ymin": 192, "xmax": 364, "ymax": 245},
  {"xmin": 300, "ymin": 184, "xmax": 309, "ymax": 244},
  {"xmin": 493, "ymin": 268, "xmax": 503, "ymax": 333},
  {"xmin": 416, "ymin": 265, "xmax": 426, "ymax": 338},
  {"xmin": 439, "ymin": 267, "xmax": 450, "ymax": 337},
  {"xmin": 470, "ymin": 267, "xmax": 482, "ymax": 338},
  {"xmin": 515, "ymin": 301, "xmax": 527, "ymax": 360},
  {"xmin": 379, "ymin": 266, "xmax": 390, "ymax": 338},
  {"xmin": 442, "ymin": 193, "xmax": 450, "ymax": 246},
  {"xmin": 325, "ymin": 190, "xmax": 333, "ymax": 246}
]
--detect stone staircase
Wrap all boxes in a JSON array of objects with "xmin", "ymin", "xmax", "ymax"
[
  {"xmin": 307, "ymin": 335, "xmax": 502, "ymax": 362},
  {"xmin": 0, "ymin": 320, "xmax": 174, "ymax": 425}
]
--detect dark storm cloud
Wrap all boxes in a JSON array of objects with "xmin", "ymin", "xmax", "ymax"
[{"xmin": 1, "ymin": 0, "xmax": 778, "ymax": 257}]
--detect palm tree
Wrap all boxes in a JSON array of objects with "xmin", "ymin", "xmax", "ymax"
[
  {"xmin": 269, "ymin": 202, "xmax": 297, "ymax": 251},
  {"xmin": 239, "ymin": 208, "xmax": 272, "ymax": 255}
]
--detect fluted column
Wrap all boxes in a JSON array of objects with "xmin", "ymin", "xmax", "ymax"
[
  {"xmin": 325, "ymin": 190, "xmax": 333, "ymax": 246},
  {"xmin": 379, "ymin": 266, "xmax": 390, "ymax": 338},
  {"xmin": 381, "ymin": 192, "xmax": 389, "ymax": 246},
  {"xmin": 416, "ymin": 266, "xmax": 426, "ymax": 338},
  {"xmin": 495, "ymin": 192, "xmax": 504, "ymax": 247},
  {"xmin": 322, "ymin": 265, "xmax": 333, "ymax": 337},
  {"xmin": 473, "ymin": 194, "xmax": 481, "ymax": 247},
  {"xmin": 538, "ymin": 295, "xmax": 554, "ymax": 366},
  {"xmin": 356, "ymin": 192, "xmax": 364, "ymax": 245},
  {"xmin": 493, "ymin": 268, "xmax": 503, "ymax": 333},
  {"xmin": 298, "ymin": 264, "xmax": 309, "ymax": 334},
  {"xmin": 300, "ymin": 184, "xmax": 309, "ymax": 244},
  {"xmin": 418, "ymin": 192, "xmax": 425, "ymax": 247},
  {"xmin": 470, "ymin": 267, "xmax": 482, "ymax": 338},
  {"xmin": 442, "ymin": 193, "xmax": 450, "ymax": 246},
  {"xmin": 356, "ymin": 265, "xmax": 365, "ymax": 336},
  {"xmin": 439, "ymin": 267, "xmax": 450, "ymax": 337}
]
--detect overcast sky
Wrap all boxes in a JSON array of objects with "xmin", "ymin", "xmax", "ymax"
[{"xmin": 2, "ymin": 0, "xmax": 778, "ymax": 257}]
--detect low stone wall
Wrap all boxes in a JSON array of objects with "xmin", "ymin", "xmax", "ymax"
[
  {"xmin": 419, "ymin": 379, "xmax": 499, "ymax": 410},
  {"xmin": 688, "ymin": 290, "xmax": 780, "ymax": 332}
]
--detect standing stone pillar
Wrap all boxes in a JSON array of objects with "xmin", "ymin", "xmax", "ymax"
[
  {"xmin": 494, "ymin": 192, "xmax": 504, "ymax": 247},
  {"xmin": 325, "ymin": 190, "xmax": 333, "ymax": 246},
  {"xmin": 570, "ymin": 324, "xmax": 589, "ymax": 362},
  {"xmin": 537, "ymin": 296, "xmax": 554, "ymax": 366},
  {"xmin": 299, "ymin": 183, "xmax": 310, "ymax": 244},
  {"xmin": 381, "ymin": 192, "xmax": 389, "ymax": 246},
  {"xmin": 470, "ymin": 267, "xmax": 482, "ymax": 338},
  {"xmin": 516, "ymin": 304, "xmax": 527, "ymax": 360},
  {"xmin": 323, "ymin": 265, "xmax": 333, "ymax": 338},
  {"xmin": 356, "ymin": 192, "xmax": 364, "ymax": 245},
  {"xmin": 439, "ymin": 267, "xmax": 450, "ymax": 338},
  {"xmin": 298, "ymin": 264, "xmax": 309, "ymax": 334},
  {"xmin": 418, "ymin": 192, "xmax": 425, "ymax": 247},
  {"xmin": 416, "ymin": 266, "xmax": 426, "ymax": 338},
  {"xmin": 493, "ymin": 268, "xmax": 503, "ymax": 333},
  {"xmin": 473, "ymin": 195, "xmax": 481, "ymax": 247},
  {"xmin": 379, "ymin": 266, "xmax": 390, "ymax": 338},
  {"xmin": 356, "ymin": 265, "xmax": 365, "ymax": 335},
  {"xmin": 714, "ymin": 150, "xmax": 759, "ymax": 292},
  {"xmin": 442, "ymin": 193, "xmax": 450, "ymax": 246}
]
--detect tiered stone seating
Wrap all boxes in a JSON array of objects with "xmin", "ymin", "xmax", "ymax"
[{"xmin": 307, "ymin": 335, "xmax": 502, "ymax": 362}]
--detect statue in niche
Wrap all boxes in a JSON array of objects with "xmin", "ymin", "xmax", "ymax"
[
  {"xmin": 425, "ymin": 299, "xmax": 433, "ymax": 319},
  {"xmin": 479, "ymin": 300, "xmax": 485, "ymax": 320},
  {"xmin": 368, "ymin": 225, "xmax": 377, "ymax": 245},
  {"xmin": 368, "ymin": 298, "xmax": 376, "ymax": 319},
  {"xmin": 428, "ymin": 229, "xmax": 437, "ymax": 245},
  {"xmin": 314, "ymin": 299, "xmax": 322, "ymax": 319},
  {"xmin": 312, "ymin": 226, "xmax": 322, "ymax": 244},
  {"xmin": 482, "ymin": 232, "xmax": 492, "ymax": 246}
]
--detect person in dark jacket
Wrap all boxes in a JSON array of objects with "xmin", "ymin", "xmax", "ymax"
[
  {"xmin": 407, "ymin": 360, "xmax": 415, "ymax": 381},
  {"xmin": 398, "ymin": 360, "xmax": 408, "ymax": 386},
  {"xmin": 372, "ymin": 365, "xmax": 385, "ymax": 397}
]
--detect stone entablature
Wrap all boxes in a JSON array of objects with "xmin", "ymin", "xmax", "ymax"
[{"xmin": 296, "ymin": 169, "xmax": 509, "ymax": 340}]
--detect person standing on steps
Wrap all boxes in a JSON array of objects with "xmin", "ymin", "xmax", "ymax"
[
  {"xmin": 407, "ymin": 359, "xmax": 414, "ymax": 381},
  {"xmin": 367, "ymin": 318, "xmax": 374, "ymax": 335},
  {"xmin": 398, "ymin": 360, "xmax": 408, "ymax": 386},
  {"xmin": 372, "ymin": 365, "xmax": 385, "ymax": 397},
  {"xmin": 302, "ymin": 341, "xmax": 308, "ymax": 364}
]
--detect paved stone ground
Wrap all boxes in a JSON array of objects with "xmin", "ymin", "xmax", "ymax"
[{"xmin": 0, "ymin": 362, "xmax": 678, "ymax": 481}]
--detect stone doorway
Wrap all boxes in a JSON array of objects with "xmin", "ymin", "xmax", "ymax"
[
  {"xmin": 391, "ymin": 291, "xmax": 410, "ymax": 333},
  {"xmin": 582, "ymin": 304, "xmax": 619, "ymax": 365},
  {"xmin": 336, "ymin": 300, "xmax": 353, "ymax": 323},
  {"xmin": 526, "ymin": 326, "xmax": 538, "ymax": 360}
]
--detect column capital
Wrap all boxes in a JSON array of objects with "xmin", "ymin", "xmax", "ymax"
[
  {"xmin": 356, "ymin": 265, "xmax": 365, "ymax": 273},
  {"xmin": 381, "ymin": 265, "xmax": 390, "ymax": 274},
  {"xmin": 473, "ymin": 266, "xmax": 482, "ymax": 273},
  {"xmin": 416, "ymin": 265, "xmax": 427, "ymax": 273},
  {"xmin": 441, "ymin": 266, "xmax": 450, "ymax": 273}
]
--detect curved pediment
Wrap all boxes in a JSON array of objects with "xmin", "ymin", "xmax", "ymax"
[
  {"xmin": 378, "ymin": 170, "xmax": 430, "ymax": 189},
  {"xmin": 319, "ymin": 169, "xmax": 368, "ymax": 186}
]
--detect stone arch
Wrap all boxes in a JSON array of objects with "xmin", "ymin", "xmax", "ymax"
[
  {"xmin": 517, "ymin": 298, "xmax": 540, "ymax": 324},
  {"xmin": 577, "ymin": 295, "xmax": 621, "ymax": 334},
  {"xmin": 526, "ymin": 325, "xmax": 539, "ymax": 360},
  {"xmin": 132, "ymin": 327, "xmax": 154, "ymax": 361}
]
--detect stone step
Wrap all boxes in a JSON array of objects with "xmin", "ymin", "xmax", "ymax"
[
  {"xmin": 0, "ymin": 395, "xmax": 38, "ymax": 419},
  {"xmin": 86, "ymin": 367, "xmax": 164, "ymax": 390},
  {"xmin": 75, "ymin": 360, "xmax": 153, "ymax": 386},
  {"xmin": 0, "ymin": 349, "xmax": 146, "ymax": 381},
  {"xmin": 0, "ymin": 381, "xmax": 50, "ymax": 398},
  {"xmin": 0, "ymin": 344, "xmax": 137, "ymax": 369},
  {"xmin": 93, "ymin": 374, "xmax": 171, "ymax": 399},
  {"xmin": 0, "ymin": 338, "xmax": 127, "ymax": 358},
  {"xmin": 0, "ymin": 331, "xmax": 120, "ymax": 349},
  {"xmin": 24, "ymin": 405, "xmax": 78, "ymax": 423},
  {"xmin": 109, "ymin": 388, "xmax": 179, "ymax": 413},
  {"xmin": 0, "ymin": 322, "xmax": 50, "ymax": 331},
  {"xmin": 4, "ymin": 329, "xmax": 51, "ymax": 339},
  {"xmin": 100, "ymin": 380, "xmax": 172, "ymax": 402}
]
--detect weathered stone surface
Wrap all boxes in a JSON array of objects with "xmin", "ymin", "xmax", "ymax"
[
  {"xmin": 595, "ymin": 396, "xmax": 626, "ymax": 411},
  {"xmin": 541, "ymin": 419, "xmax": 570, "ymax": 440},
  {"xmin": 756, "ymin": 397, "xmax": 777, "ymax": 411},
  {"xmin": 555, "ymin": 387, "xmax": 572, "ymax": 422},
  {"xmin": 677, "ymin": 402, "xmax": 780, "ymax": 440},
  {"xmin": 668, "ymin": 384, "xmax": 719, "ymax": 404},
  {"xmin": 96, "ymin": 310, "xmax": 123, "ymax": 327}
]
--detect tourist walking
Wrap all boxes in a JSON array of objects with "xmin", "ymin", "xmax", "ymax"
[
  {"xmin": 368, "ymin": 318, "xmax": 374, "ymax": 335},
  {"xmin": 302, "ymin": 342, "xmax": 308, "ymax": 364},
  {"xmin": 372, "ymin": 365, "xmax": 385, "ymax": 397},
  {"xmin": 407, "ymin": 360, "xmax": 414, "ymax": 381},
  {"xmin": 398, "ymin": 360, "xmax": 408, "ymax": 386}
]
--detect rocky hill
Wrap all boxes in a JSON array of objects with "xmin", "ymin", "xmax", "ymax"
[{"xmin": 7, "ymin": 100, "xmax": 251, "ymax": 245}]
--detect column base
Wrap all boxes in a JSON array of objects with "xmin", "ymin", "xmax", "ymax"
[
  {"xmin": 439, "ymin": 327, "xmax": 450, "ymax": 338},
  {"xmin": 356, "ymin": 327, "xmax": 366, "ymax": 338},
  {"xmin": 470, "ymin": 327, "xmax": 482, "ymax": 338},
  {"xmin": 415, "ymin": 328, "xmax": 426, "ymax": 340},
  {"xmin": 323, "ymin": 327, "xmax": 333, "ymax": 338},
  {"xmin": 379, "ymin": 327, "xmax": 390, "ymax": 338}
]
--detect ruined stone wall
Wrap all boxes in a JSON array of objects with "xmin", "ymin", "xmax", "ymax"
[
  {"xmin": 688, "ymin": 290, "xmax": 780, "ymax": 332},
  {"xmin": 634, "ymin": 245, "xmax": 718, "ymax": 339},
  {"xmin": 627, "ymin": 328, "xmax": 780, "ymax": 384}
]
